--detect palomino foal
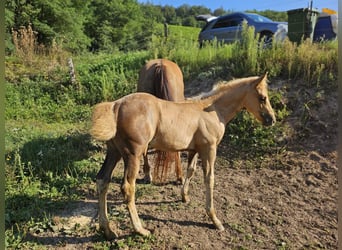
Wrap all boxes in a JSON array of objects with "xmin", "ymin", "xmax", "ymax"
[{"xmin": 90, "ymin": 73, "xmax": 276, "ymax": 239}]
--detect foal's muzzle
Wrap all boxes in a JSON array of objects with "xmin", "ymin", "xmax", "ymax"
[{"xmin": 261, "ymin": 112, "xmax": 276, "ymax": 126}]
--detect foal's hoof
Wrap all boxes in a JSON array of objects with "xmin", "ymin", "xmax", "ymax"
[
  {"xmin": 216, "ymin": 224, "xmax": 225, "ymax": 231},
  {"xmin": 181, "ymin": 195, "xmax": 190, "ymax": 203},
  {"xmin": 137, "ymin": 228, "xmax": 151, "ymax": 237},
  {"xmin": 103, "ymin": 229, "xmax": 118, "ymax": 241},
  {"xmin": 176, "ymin": 177, "xmax": 184, "ymax": 185},
  {"xmin": 214, "ymin": 220, "xmax": 225, "ymax": 231}
]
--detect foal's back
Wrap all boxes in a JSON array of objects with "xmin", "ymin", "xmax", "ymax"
[{"xmin": 114, "ymin": 93, "xmax": 221, "ymax": 152}]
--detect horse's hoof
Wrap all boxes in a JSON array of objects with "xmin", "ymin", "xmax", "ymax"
[
  {"xmin": 143, "ymin": 176, "xmax": 152, "ymax": 184},
  {"xmin": 214, "ymin": 221, "xmax": 225, "ymax": 231},
  {"xmin": 104, "ymin": 229, "xmax": 118, "ymax": 240},
  {"xmin": 217, "ymin": 224, "xmax": 225, "ymax": 231},
  {"xmin": 176, "ymin": 178, "xmax": 184, "ymax": 185},
  {"xmin": 181, "ymin": 195, "xmax": 190, "ymax": 203},
  {"xmin": 137, "ymin": 228, "xmax": 151, "ymax": 237}
]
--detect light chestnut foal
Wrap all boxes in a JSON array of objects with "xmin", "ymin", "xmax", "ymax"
[{"xmin": 90, "ymin": 73, "xmax": 276, "ymax": 239}]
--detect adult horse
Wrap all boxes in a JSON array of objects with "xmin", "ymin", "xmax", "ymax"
[
  {"xmin": 90, "ymin": 73, "xmax": 276, "ymax": 239},
  {"xmin": 137, "ymin": 59, "xmax": 184, "ymax": 184}
]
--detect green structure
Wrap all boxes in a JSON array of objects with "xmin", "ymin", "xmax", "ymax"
[{"xmin": 287, "ymin": 8, "xmax": 319, "ymax": 43}]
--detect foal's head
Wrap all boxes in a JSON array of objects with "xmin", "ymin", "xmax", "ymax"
[{"xmin": 244, "ymin": 73, "xmax": 276, "ymax": 126}]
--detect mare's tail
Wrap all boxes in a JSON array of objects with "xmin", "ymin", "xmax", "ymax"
[
  {"xmin": 152, "ymin": 60, "xmax": 182, "ymax": 184},
  {"xmin": 153, "ymin": 151, "xmax": 183, "ymax": 184},
  {"xmin": 154, "ymin": 60, "xmax": 174, "ymax": 101},
  {"xmin": 90, "ymin": 102, "xmax": 117, "ymax": 141}
]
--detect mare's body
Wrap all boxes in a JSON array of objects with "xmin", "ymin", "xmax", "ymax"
[{"xmin": 137, "ymin": 59, "xmax": 185, "ymax": 183}]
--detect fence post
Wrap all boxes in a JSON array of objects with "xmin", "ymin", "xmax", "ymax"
[
  {"xmin": 68, "ymin": 58, "xmax": 76, "ymax": 85},
  {"xmin": 164, "ymin": 22, "xmax": 169, "ymax": 40}
]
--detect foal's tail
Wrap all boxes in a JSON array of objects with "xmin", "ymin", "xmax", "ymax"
[{"xmin": 90, "ymin": 102, "xmax": 117, "ymax": 141}]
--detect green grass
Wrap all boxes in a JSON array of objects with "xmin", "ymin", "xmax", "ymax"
[
  {"xmin": 156, "ymin": 24, "xmax": 338, "ymax": 85},
  {"xmin": 169, "ymin": 25, "xmax": 201, "ymax": 42}
]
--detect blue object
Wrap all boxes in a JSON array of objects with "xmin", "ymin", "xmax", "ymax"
[{"xmin": 314, "ymin": 16, "xmax": 337, "ymax": 41}]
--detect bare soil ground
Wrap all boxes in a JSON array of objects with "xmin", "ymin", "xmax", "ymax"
[{"xmin": 28, "ymin": 79, "xmax": 337, "ymax": 249}]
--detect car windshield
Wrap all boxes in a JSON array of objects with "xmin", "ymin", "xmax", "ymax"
[{"xmin": 245, "ymin": 13, "xmax": 273, "ymax": 23}]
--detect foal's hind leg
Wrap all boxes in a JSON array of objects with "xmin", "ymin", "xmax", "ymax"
[
  {"xmin": 181, "ymin": 152, "xmax": 198, "ymax": 203},
  {"xmin": 96, "ymin": 141, "xmax": 122, "ymax": 240},
  {"xmin": 122, "ymin": 153, "xmax": 150, "ymax": 236}
]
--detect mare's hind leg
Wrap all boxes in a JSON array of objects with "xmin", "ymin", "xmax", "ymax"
[
  {"xmin": 175, "ymin": 152, "xmax": 184, "ymax": 185},
  {"xmin": 96, "ymin": 141, "xmax": 122, "ymax": 240},
  {"xmin": 142, "ymin": 153, "xmax": 152, "ymax": 183},
  {"xmin": 181, "ymin": 152, "xmax": 198, "ymax": 203},
  {"xmin": 122, "ymin": 153, "xmax": 150, "ymax": 236}
]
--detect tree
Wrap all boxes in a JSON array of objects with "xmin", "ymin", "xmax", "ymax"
[
  {"xmin": 141, "ymin": 3, "xmax": 164, "ymax": 23},
  {"xmin": 186, "ymin": 5, "xmax": 211, "ymax": 27},
  {"xmin": 85, "ymin": 0, "xmax": 153, "ymax": 51},
  {"xmin": 5, "ymin": 0, "xmax": 91, "ymax": 53},
  {"xmin": 246, "ymin": 9, "xmax": 287, "ymax": 21},
  {"xmin": 163, "ymin": 5, "xmax": 177, "ymax": 24},
  {"xmin": 213, "ymin": 7, "xmax": 227, "ymax": 17}
]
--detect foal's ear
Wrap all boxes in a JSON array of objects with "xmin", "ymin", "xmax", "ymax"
[
  {"xmin": 254, "ymin": 72, "xmax": 268, "ymax": 88},
  {"xmin": 261, "ymin": 72, "xmax": 268, "ymax": 81}
]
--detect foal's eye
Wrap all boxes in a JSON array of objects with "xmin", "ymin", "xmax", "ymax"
[{"xmin": 259, "ymin": 96, "xmax": 266, "ymax": 103}]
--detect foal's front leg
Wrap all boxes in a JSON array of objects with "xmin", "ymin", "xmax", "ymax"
[
  {"xmin": 202, "ymin": 147, "xmax": 224, "ymax": 231},
  {"xmin": 181, "ymin": 151, "xmax": 198, "ymax": 203},
  {"xmin": 122, "ymin": 154, "xmax": 151, "ymax": 236}
]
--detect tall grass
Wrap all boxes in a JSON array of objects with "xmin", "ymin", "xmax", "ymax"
[
  {"xmin": 158, "ymin": 24, "xmax": 337, "ymax": 86},
  {"xmin": 8, "ymin": 25, "xmax": 70, "ymax": 83}
]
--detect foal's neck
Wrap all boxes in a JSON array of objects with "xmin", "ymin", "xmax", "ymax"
[{"xmin": 206, "ymin": 81, "xmax": 249, "ymax": 125}]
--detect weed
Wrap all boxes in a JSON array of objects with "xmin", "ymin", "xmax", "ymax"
[
  {"xmin": 114, "ymin": 234, "xmax": 155, "ymax": 250},
  {"xmin": 12, "ymin": 25, "xmax": 38, "ymax": 65},
  {"xmin": 8, "ymin": 25, "xmax": 70, "ymax": 84},
  {"xmin": 229, "ymin": 223, "xmax": 246, "ymax": 234},
  {"xmin": 135, "ymin": 184, "xmax": 158, "ymax": 201}
]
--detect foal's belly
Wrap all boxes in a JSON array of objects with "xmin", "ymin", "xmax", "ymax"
[{"xmin": 149, "ymin": 134, "xmax": 195, "ymax": 152}]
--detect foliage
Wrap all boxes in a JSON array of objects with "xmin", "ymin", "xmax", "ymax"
[
  {"xmin": 7, "ymin": 23, "xmax": 70, "ymax": 83},
  {"xmin": 5, "ymin": 0, "xmax": 91, "ymax": 53},
  {"xmin": 5, "ymin": 0, "xmax": 288, "ymax": 53},
  {"xmin": 246, "ymin": 9, "xmax": 288, "ymax": 22},
  {"xmin": 74, "ymin": 51, "xmax": 150, "ymax": 104},
  {"xmin": 224, "ymin": 89, "xmax": 289, "ymax": 159},
  {"xmin": 163, "ymin": 25, "xmax": 337, "ymax": 86},
  {"xmin": 84, "ymin": 0, "xmax": 151, "ymax": 52}
]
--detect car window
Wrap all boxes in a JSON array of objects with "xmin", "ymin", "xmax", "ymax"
[
  {"xmin": 201, "ymin": 21, "xmax": 213, "ymax": 31},
  {"xmin": 245, "ymin": 13, "xmax": 273, "ymax": 23},
  {"xmin": 212, "ymin": 17, "xmax": 243, "ymax": 29}
]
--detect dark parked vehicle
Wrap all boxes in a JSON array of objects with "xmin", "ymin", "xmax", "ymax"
[
  {"xmin": 313, "ymin": 14, "xmax": 338, "ymax": 41},
  {"xmin": 196, "ymin": 12, "xmax": 288, "ymax": 46}
]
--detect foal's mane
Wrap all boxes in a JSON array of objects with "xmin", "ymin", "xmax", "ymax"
[{"xmin": 190, "ymin": 76, "xmax": 260, "ymax": 101}]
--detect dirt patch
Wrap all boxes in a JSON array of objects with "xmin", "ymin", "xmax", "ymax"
[{"xmin": 30, "ymin": 79, "xmax": 337, "ymax": 249}]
